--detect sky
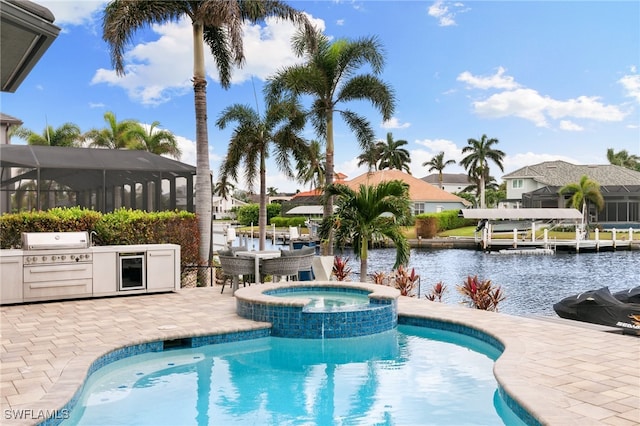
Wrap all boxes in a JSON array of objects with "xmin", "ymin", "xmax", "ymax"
[{"xmin": 2, "ymin": 0, "xmax": 639, "ymax": 194}]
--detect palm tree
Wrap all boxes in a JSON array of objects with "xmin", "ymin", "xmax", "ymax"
[
  {"xmin": 129, "ymin": 121, "xmax": 181, "ymax": 159},
  {"xmin": 84, "ymin": 111, "xmax": 140, "ymax": 149},
  {"xmin": 12, "ymin": 122, "xmax": 82, "ymax": 147},
  {"xmin": 216, "ymin": 98, "xmax": 307, "ymax": 250},
  {"xmin": 377, "ymin": 132, "xmax": 410, "ymax": 173},
  {"xmin": 267, "ymin": 187, "xmax": 278, "ymax": 196},
  {"xmin": 357, "ymin": 142, "xmax": 382, "ymax": 172},
  {"xmin": 267, "ymin": 30, "xmax": 395, "ymax": 255},
  {"xmin": 459, "ymin": 134, "xmax": 505, "ymax": 209},
  {"xmin": 422, "ymin": 151, "xmax": 455, "ymax": 189},
  {"xmin": 102, "ymin": 0, "xmax": 315, "ymax": 266},
  {"xmin": 606, "ymin": 148, "xmax": 640, "ymax": 171},
  {"xmin": 213, "ymin": 176, "xmax": 235, "ymax": 200},
  {"xmin": 324, "ymin": 180, "xmax": 411, "ymax": 282},
  {"xmin": 559, "ymin": 175, "xmax": 604, "ymax": 230},
  {"xmin": 296, "ymin": 140, "xmax": 325, "ymax": 190}
]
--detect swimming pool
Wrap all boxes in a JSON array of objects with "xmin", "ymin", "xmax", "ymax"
[
  {"xmin": 60, "ymin": 325, "xmax": 527, "ymax": 425},
  {"xmin": 270, "ymin": 289, "xmax": 370, "ymax": 309}
]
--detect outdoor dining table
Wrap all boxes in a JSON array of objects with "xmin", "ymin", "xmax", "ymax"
[{"xmin": 235, "ymin": 250, "xmax": 281, "ymax": 284}]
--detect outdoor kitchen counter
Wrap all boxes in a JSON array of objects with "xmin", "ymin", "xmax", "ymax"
[{"xmin": 91, "ymin": 243, "xmax": 179, "ymax": 253}]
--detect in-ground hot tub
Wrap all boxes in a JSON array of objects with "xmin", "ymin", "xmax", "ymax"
[{"xmin": 235, "ymin": 282, "xmax": 400, "ymax": 338}]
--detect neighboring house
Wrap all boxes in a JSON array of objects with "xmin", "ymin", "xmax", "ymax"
[
  {"xmin": 345, "ymin": 170, "xmax": 470, "ymax": 215},
  {"xmin": 502, "ymin": 160, "xmax": 640, "ymax": 226},
  {"xmin": 421, "ymin": 173, "xmax": 471, "ymax": 193},
  {"xmin": 0, "ymin": 113, "xmax": 22, "ymax": 145},
  {"xmin": 212, "ymin": 196, "xmax": 247, "ymax": 220}
]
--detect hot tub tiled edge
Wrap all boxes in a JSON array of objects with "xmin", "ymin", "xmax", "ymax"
[{"xmin": 235, "ymin": 281, "xmax": 400, "ymax": 338}]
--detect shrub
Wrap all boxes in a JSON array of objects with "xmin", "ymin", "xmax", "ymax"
[
  {"xmin": 332, "ymin": 256, "xmax": 352, "ymax": 281},
  {"xmin": 269, "ymin": 216, "xmax": 307, "ymax": 228},
  {"xmin": 415, "ymin": 209, "xmax": 474, "ymax": 234},
  {"xmin": 457, "ymin": 275, "xmax": 505, "ymax": 311},
  {"xmin": 425, "ymin": 281, "xmax": 447, "ymax": 302},
  {"xmin": 235, "ymin": 203, "xmax": 281, "ymax": 226},
  {"xmin": 392, "ymin": 265, "xmax": 419, "ymax": 297}
]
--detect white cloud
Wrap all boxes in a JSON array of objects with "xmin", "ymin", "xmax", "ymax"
[
  {"xmin": 381, "ymin": 117, "xmax": 411, "ymax": 129},
  {"xmin": 336, "ymin": 19, "xmax": 345, "ymax": 26},
  {"xmin": 619, "ymin": 73, "xmax": 640, "ymax": 103},
  {"xmin": 91, "ymin": 14, "xmax": 326, "ymax": 105},
  {"xmin": 472, "ymin": 88, "xmax": 626, "ymax": 127},
  {"xmin": 457, "ymin": 67, "xmax": 520, "ymax": 90},
  {"xmin": 428, "ymin": 1, "xmax": 468, "ymax": 27},
  {"xmin": 411, "ymin": 138, "xmax": 466, "ymax": 176},
  {"xmin": 39, "ymin": 0, "xmax": 105, "ymax": 27},
  {"xmin": 558, "ymin": 120, "xmax": 583, "ymax": 131}
]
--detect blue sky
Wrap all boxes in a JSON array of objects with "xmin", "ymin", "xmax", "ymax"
[{"xmin": 2, "ymin": 0, "xmax": 639, "ymax": 193}]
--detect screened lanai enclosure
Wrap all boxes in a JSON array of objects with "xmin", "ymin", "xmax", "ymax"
[{"xmin": 0, "ymin": 145, "xmax": 196, "ymax": 214}]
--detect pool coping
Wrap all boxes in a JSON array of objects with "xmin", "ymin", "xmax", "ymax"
[{"xmin": 1, "ymin": 286, "xmax": 639, "ymax": 425}]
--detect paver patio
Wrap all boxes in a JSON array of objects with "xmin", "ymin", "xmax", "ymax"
[{"xmin": 1, "ymin": 286, "xmax": 638, "ymax": 425}]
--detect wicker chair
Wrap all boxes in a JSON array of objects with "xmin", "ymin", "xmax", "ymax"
[
  {"xmin": 295, "ymin": 253, "xmax": 315, "ymax": 280},
  {"xmin": 218, "ymin": 254, "xmax": 255, "ymax": 293},
  {"xmin": 260, "ymin": 256, "xmax": 301, "ymax": 282}
]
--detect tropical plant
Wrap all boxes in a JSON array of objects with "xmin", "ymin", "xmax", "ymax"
[
  {"xmin": 371, "ymin": 271, "xmax": 387, "ymax": 285},
  {"xmin": 84, "ymin": 111, "xmax": 140, "ymax": 149},
  {"xmin": 11, "ymin": 122, "xmax": 83, "ymax": 147},
  {"xmin": 102, "ymin": 0, "xmax": 314, "ymax": 266},
  {"xmin": 322, "ymin": 180, "xmax": 411, "ymax": 281},
  {"xmin": 606, "ymin": 148, "xmax": 640, "ymax": 171},
  {"xmin": 267, "ymin": 187, "xmax": 278, "ymax": 196},
  {"xmin": 213, "ymin": 176, "xmax": 235, "ymax": 199},
  {"xmin": 459, "ymin": 135, "xmax": 505, "ymax": 209},
  {"xmin": 392, "ymin": 265, "xmax": 419, "ymax": 297},
  {"xmin": 422, "ymin": 151, "xmax": 456, "ymax": 189},
  {"xmin": 296, "ymin": 140, "xmax": 326, "ymax": 190},
  {"xmin": 129, "ymin": 121, "xmax": 181, "ymax": 159},
  {"xmin": 332, "ymin": 255, "xmax": 352, "ymax": 281},
  {"xmin": 377, "ymin": 132, "xmax": 411, "ymax": 173},
  {"xmin": 216, "ymin": 98, "xmax": 307, "ymax": 250},
  {"xmin": 558, "ymin": 175, "xmax": 605, "ymax": 228},
  {"xmin": 357, "ymin": 142, "xmax": 383, "ymax": 172},
  {"xmin": 267, "ymin": 29, "xmax": 395, "ymax": 255},
  {"xmin": 457, "ymin": 275, "xmax": 505, "ymax": 311},
  {"xmin": 425, "ymin": 281, "xmax": 447, "ymax": 302}
]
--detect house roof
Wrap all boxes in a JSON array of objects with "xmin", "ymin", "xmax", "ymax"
[
  {"xmin": 502, "ymin": 160, "xmax": 640, "ymax": 186},
  {"xmin": 461, "ymin": 208, "xmax": 583, "ymax": 220},
  {"xmin": 0, "ymin": 145, "xmax": 195, "ymax": 191},
  {"xmin": 421, "ymin": 173, "xmax": 471, "ymax": 185},
  {"xmin": 345, "ymin": 170, "xmax": 470, "ymax": 205},
  {"xmin": 0, "ymin": 112, "xmax": 23, "ymax": 126}
]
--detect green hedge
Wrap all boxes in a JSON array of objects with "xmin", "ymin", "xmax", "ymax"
[
  {"xmin": 0, "ymin": 207, "xmax": 198, "ymax": 266},
  {"xmin": 235, "ymin": 203, "xmax": 281, "ymax": 226},
  {"xmin": 415, "ymin": 210, "xmax": 474, "ymax": 232},
  {"xmin": 270, "ymin": 216, "xmax": 308, "ymax": 227}
]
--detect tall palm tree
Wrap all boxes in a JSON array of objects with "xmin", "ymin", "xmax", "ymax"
[
  {"xmin": 559, "ymin": 175, "xmax": 604, "ymax": 229},
  {"xmin": 422, "ymin": 151, "xmax": 456, "ymax": 189},
  {"xmin": 459, "ymin": 134, "xmax": 505, "ymax": 209},
  {"xmin": 606, "ymin": 148, "xmax": 640, "ymax": 171},
  {"xmin": 102, "ymin": 0, "xmax": 315, "ymax": 266},
  {"xmin": 12, "ymin": 122, "xmax": 82, "ymax": 147},
  {"xmin": 296, "ymin": 140, "xmax": 325, "ymax": 190},
  {"xmin": 129, "ymin": 121, "xmax": 181, "ymax": 159},
  {"xmin": 267, "ymin": 30, "xmax": 395, "ymax": 255},
  {"xmin": 216, "ymin": 98, "xmax": 307, "ymax": 250},
  {"xmin": 323, "ymin": 180, "xmax": 411, "ymax": 282},
  {"xmin": 377, "ymin": 132, "xmax": 410, "ymax": 173},
  {"xmin": 213, "ymin": 176, "xmax": 235, "ymax": 199},
  {"xmin": 84, "ymin": 111, "xmax": 140, "ymax": 149}
]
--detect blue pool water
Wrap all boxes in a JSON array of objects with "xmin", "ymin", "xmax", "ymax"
[
  {"xmin": 271, "ymin": 290, "xmax": 371, "ymax": 309},
  {"xmin": 62, "ymin": 326, "xmax": 526, "ymax": 425}
]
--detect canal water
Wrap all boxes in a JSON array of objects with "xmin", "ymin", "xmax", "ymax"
[{"xmin": 236, "ymin": 237, "xmax": 639, "ymax": 317}]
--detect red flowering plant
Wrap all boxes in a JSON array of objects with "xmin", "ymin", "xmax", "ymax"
[
  {"xmin": 425, "ymin": 281, "xmax": 447, "ymax": 302},
  {"xmin": 332, "ymin": 256, "xmax": 352, "ymax": 281},
  {"xmin": 457, "ymin": 275, "xmax": 505, "ymax": 311},
  {"xmin": 392, "ymin": 265, "xmax": 420, "ymax": 297}
]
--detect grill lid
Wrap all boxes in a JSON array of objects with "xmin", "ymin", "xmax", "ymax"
[{"xmin": 22, "ymin": 232, "xmax": 90, "ymax": 250}]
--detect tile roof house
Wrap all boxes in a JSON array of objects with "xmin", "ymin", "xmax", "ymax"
[
  {"xmin": 284, "ymin": 169, "xmax": 470, "ymax": 216},
  {"xmin": 502, "ymin": 160, "xmax": 640, "ymax": 226},
  {"xmin": 421, "ymin": 173, "xmax": 471, "ymax": 193}
]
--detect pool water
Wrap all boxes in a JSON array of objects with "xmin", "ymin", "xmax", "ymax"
[
  {"xmin": 272, "ymin": 290, "xmax": 371, "ymax": 309},
  {"xmin": 62, "ymin": 325, "xmax": 526, "ymax": 425}
]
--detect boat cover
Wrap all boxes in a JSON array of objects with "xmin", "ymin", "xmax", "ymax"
[
  {"xmin": 553, "ymin": 287, "xmax": 640, "ymax": 332},
  {"xmin": 613, "ymin": 286, "xmax": 640, "ymax": 304}
]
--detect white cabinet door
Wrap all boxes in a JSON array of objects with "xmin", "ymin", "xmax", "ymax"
[
  {"xmin": 1, "ymin": 256, "xmax": 23, "ymax": 304},
  {"xmin": 146, "ymin": 249, "xmax": 177, "ymax": 292},
  {"xmin": 92, "ymin": 251, "xmax": 118, "ymax": 296}
]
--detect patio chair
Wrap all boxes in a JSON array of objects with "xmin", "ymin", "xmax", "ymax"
[
  {"xmin": 261, "ymin": 256, "xmax": 301, "ymax": 283},
  {"xmin": 295, "ymin": 253, "xmax": 315, "ymax": 280},
  {"xmin": 218, "ymin": 254, "xmax": 255, "ymax": 293}
]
